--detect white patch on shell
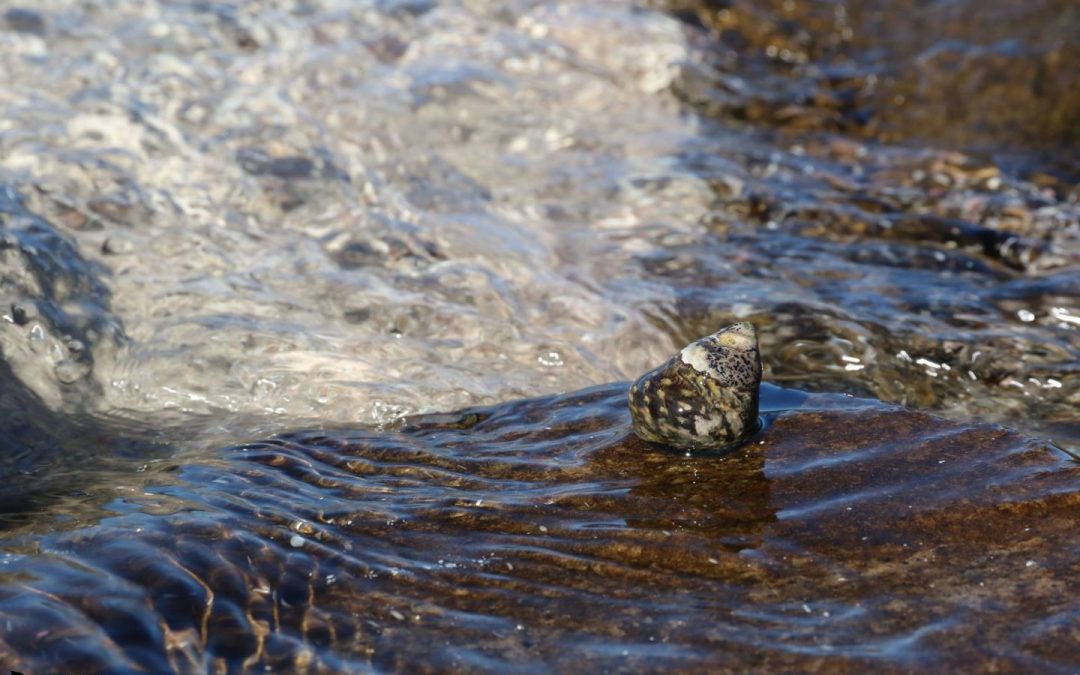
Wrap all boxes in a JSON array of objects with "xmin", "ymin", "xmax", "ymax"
[
  {"xmin": 718, "ymin": 332, "xmax": 754, "ymax": 350},
  {"xmin": 679, "ymin": 343, "xmax": 714, "ymax": 374},
  {"xmin": 694, "ymin": 415, "xmax": 722, "ymax": 437}
]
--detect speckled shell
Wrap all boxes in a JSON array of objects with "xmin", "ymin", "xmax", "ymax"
[{"xmin": 628, "ymin": 322, "xmax": 761, "ymax": 450}]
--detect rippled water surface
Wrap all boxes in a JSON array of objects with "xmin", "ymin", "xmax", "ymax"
[
  {"xmin": 0, "ymin": 0, "xmax": 1078, "ymax": 671},
  {"xmin": 3, "ymin": 386, "xmax": 1079, "ymax": 671}
]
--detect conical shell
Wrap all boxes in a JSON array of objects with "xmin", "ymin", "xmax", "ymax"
[{"xmin": 628, "ymin": 322, "xmax": 761, "ymax": 450}]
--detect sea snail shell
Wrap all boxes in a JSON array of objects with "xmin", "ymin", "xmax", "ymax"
[{"xmin": 628, "ymin": 322, "xmax": 762, "ymax": 450}]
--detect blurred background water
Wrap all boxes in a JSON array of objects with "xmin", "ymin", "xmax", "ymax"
[
  {"xmin": 0, "ymin": 0, "xmax": 1076, "ymax": 443},
  {"xmin": 0, "ymin": 0, "xmax": 1077, "ymax": 670}
]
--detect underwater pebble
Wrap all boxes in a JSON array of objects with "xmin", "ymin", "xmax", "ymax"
[
  {"xmin": 102, "ymin": 236, "xmax": 137, "ymax": 255},
  {"xmin": 4, "ymin": 8, "xmax": 45, "ymax": 36},
  {"xmin": 10, "ymin": 303, "xmax": 36, "ymax": 325}
]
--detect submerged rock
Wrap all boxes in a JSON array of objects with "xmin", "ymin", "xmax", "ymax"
[
  {"xmin": 0, "ymin": 186, "xmax": 124, "ymax": 411},
  {"xmin": 3, "ymin": 8, "xmax": 46, "ymax": 36},
  {"xmin": 0, "ymin": 383, "xmax": 1078, "ymax": 672},
  {"xmin": 628, "ymin": 322, "xmax": 762, "ymax": 450}
]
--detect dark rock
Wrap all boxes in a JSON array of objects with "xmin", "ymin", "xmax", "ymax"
[
  {"xmin": 343, "ymin": 307, "xmax": 372, "ymax": 324},
  {"xmin": 4, "ymin": 8, "xmax": 46, "ymax": 36},
  {"xmin": 10, "ymin": 302, "xmax": 36, "ymax": 325},
  {"xmin": 377, "ymin": 0, "xmax": 437, "ymax": 18},
  {"xmin": 237, "ymin": 149, "xmax": 316, "ymax": 179}
]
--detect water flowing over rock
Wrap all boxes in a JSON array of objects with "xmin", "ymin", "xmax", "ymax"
[
  {"xmin": 1, "ymin": 385, "xmax": 1078, "ymax": 671},
  {"xmin": 0, "ymin": 0, "xmax": 1077, "ymax": 671}
]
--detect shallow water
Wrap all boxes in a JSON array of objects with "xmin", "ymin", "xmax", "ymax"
[
  {"xmin": 2, "ymin": 385, "xmax": 1078, "ymax": 671},
  {"xmin": 0, "ymin": 0, "xmax": 1078, "ymax": 670}
]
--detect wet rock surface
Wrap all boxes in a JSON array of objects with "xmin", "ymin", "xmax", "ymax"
[
  {"xmin": 0, "ymin": 385, "xmax": 1077, "ymax": 672},
  {"xmin": 670, "ymin": 0, "xmax": 1080, "ymax": 156},
  {"xmin": 0, "ymin": 186, "xmax": 123, "ymax": 410}
]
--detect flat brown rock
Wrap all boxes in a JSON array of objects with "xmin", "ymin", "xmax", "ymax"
[{"xmin": 0, "ymin": 383, "xmax": 1077, "ymax": 672}]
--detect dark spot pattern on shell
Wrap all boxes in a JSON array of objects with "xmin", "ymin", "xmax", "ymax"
[{"xmin": 628, "ymin": 322, "xmax": 762, "ymax": 450}]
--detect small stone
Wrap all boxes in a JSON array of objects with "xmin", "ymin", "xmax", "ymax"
[
  {"xmin": 344, "ymin": 307, "xmax": 372, "ymax": 324},
  {"xmin": 237, "ymin": 149, "xmax": 315, "ymax": 179},
  {"xmin": 4, "ymin": 8, "xmax": 46, "ymax": 36},
  {"xmin": 378, "ymin": 0, "xmax": 437, "ymax": 18},
  {"xmin": 289, "ymin": 535, "xmax": 305, "ymax": 548},
  {"xmin": 10, "ymin": 302, "xmax": 36, "ymax": 325},
  {"xmin": 102, "ymin": 235, "xmax": 136, "ymax": 255}
]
